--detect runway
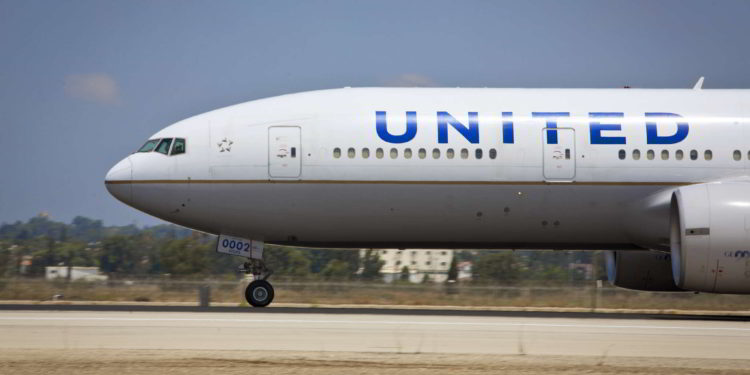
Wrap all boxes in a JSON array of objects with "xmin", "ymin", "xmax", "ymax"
[
  {"xmin": 1, "ymin": 309, "xmax": 749, "ymax": 357},
  {"xmin": 1, "ymin": 309, "xmax": 750, "ymax": 374}
]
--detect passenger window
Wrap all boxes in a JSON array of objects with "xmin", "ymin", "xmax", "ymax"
[
  {"xmin": 432, "ymin": 148, "xmax": 440, "ymax": 159},
  {"xmin": 690, "ymin": 150, "xmax": 698, "ymax": 160},
  {"xmin": 618, "ymin": 150, "xmax": 626, "ymax": 160},
  {"xmin": 646, "ymin": 149, "xmax": 654, "ymax": 160},
  {"xmin": 171, "ymin": 138, "xmax": 186, "ymax": 155},
  {"xmin": 446, "ymin": 149, "xmax": 455, "ymax": 159},
  {"xmin": 734, "ymin": 150, "xmax": 741, "ymax": 161},
  {"xmin": 661, "ymin": 150, "xmax": 669, "ymax": 160},
  {"xmin": 376, "ymin": 148, "xmax": 384, "ymax": 159},
  {"xmin": 489, "ymin": 149, "xmax": 497, "ymax": 159},
  {"xmin": 676, "ymin": 150, "xmax": 684, "ymax": 160},
  {"xmin": 418, "ymin": 148, "xmax": 426, "ymax": 159},
  {"xmin": 155, "ymin": 138, "xmax": 173, "ymax": 155},
  {"xmin": 138, "ymin": 139, "xmax": 159, "ymax": 153},
  {"xmin": 347, "ymin": 148, "xmax": 355, "ymax": 158},
  {"xmin": 461, "ymin": 148, "xmax": 469, "ymax": 159},
  {"xmin": 475, "ymin": 149, "xmax": 483, "ymax": 159},
  {"xmin": 333, "ymin": 148, "xmax": 341, "ymax": 158},
  {"xmin": 404, "ymin": 148, "xmax": 413, "ymax": 159},
  {"xmin": 390, "ymin": 148, "xmax": 398, "ymax": 159},
  {"xmin": 704, "ymin": 150, "xmax": 712, "ymax": 160},
  {"xmin": 361, "ymin": 148, "xmax": 370, "ymax": 159}
]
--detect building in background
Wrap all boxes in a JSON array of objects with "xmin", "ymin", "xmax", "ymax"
[
  {"xmin": 45, "ymin": 266, "xmax": 108, "ymax": 281},
  {"xmin": 457, "ymin": 261, "xmax": 473, "ymax": 281},
  {"xmin": 362, "ymin": 249, "xmax": 454, "ymax": 283}
]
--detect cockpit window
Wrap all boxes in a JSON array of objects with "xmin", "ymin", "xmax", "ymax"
[
  {"xmin": 138, "ymin": 139, "xmax": 159, "ymax": 153},
  {"xmin": 171, "ymin": 138, "xmax": 186, "ymax": 155},
  {"xmin": 155, "ymin": 138, "xmax": 173, "ymax": 155}
]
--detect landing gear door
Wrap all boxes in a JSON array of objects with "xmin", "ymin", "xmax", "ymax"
[
  {"xmin": 268, "ymin": 126, "xmax": 301, "ymax": 179},
  {"xmin": 543, "ymin": 128, "xmax": 575, "ymax": 181}
]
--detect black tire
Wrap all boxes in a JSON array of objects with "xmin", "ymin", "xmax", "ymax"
[{"xmin": 245, "ymin": 280, "xmax": 274, "ymax": 307}]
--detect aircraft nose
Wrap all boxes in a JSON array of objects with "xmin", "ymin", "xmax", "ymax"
[{"xmin": 105, "ymin": 156, "xmax": 133, "ymax": 205}]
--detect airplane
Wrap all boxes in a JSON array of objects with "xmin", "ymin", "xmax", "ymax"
[{"xmin": 105, "ymin": 80, "xmax": 750, "ymax": 307}]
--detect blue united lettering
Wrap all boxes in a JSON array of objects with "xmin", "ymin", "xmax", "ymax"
[{"xmin": 375, "ymin": 111, "xmax": 690, "ymax": 145}]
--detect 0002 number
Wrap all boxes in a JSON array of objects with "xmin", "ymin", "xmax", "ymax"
[{"xmin": 222, "ymin": 239, "xmax": 250, "ymax": 252}]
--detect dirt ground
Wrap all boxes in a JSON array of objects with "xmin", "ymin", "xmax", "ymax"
[{"xmin": 1, "ymin": 349, "xmax": 749, "ymax": 375}]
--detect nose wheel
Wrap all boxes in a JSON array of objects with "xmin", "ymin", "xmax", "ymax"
[
  {"xmin": 245, "ymin": 279, "xmax": 274, "ymax": 307},
  {"xmin": 240, "ymin": 257, "xmax": 275, "ymax": 308}
]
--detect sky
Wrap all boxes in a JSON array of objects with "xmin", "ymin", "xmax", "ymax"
[{"xmin": 1, "ymin": 0, "xmax": 750, "ymax": 227}]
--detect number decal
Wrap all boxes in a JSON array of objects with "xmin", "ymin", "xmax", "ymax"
[{"xmin": 217, "ymin": 235, "xmax": 262, "ymax": 258}]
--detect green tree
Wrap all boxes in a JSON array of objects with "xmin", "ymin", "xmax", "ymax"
[
  {"xmin": 308, "ymin": 249, "xmax": 359, "ymax": 274},
  {"xmin": 474, "ymin": 252, "xmax": 521, "ymax": 284},
  {"xmin": 400, "ymin": 266, "xmax": 410, "ymax": 282},
  {"xmin": 285, "ymin": 249, "xmax": 312, "ymax": 277},
  {"xmin": 360, "ymin": 249, "xmax": 383, "ymax": 280},
  {"xmin": 321, "ymin": 259, "xmax": 352, "ymax": 280},
  {"xmin": 99, "ymin": 235, "xmax": 146, "ymax": 277},
  {"xmin": 159, "ymin": 238, "xmax": 212, "ymax": 276},
  {"xmin": 447, "ymin": 255, "xmax": 458, "ymax": 281},
  {"xmin": 0, "ymin": 246, "xmax": 10, "ymax": 277},
  {"xmin": 265, "ymin": 247, "xmax": 311, "ymax": 278}
]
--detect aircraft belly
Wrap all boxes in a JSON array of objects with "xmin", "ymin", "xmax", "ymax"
[{"xmin": 160, "ymin": 182, "xmax": 670, "ymax": 249}]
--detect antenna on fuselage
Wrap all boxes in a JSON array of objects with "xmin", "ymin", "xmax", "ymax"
[{"xmin": 693, "ymin": 76, "xmax": 705, "ymax": 90}]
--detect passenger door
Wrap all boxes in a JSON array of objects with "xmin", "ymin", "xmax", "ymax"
[
  {"xmin": 543, "ymin": 128, "xmax": 575, "ymax": 181},
  {"xmin": 268, "ymin": 126, "xmax": 301, "ymax": 178}
]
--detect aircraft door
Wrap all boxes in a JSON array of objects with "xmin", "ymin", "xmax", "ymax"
[
  {"xmin": 268, "ymin": 126, "xmax": 301, "ymax": 178},
  {"xmin": 542, "ymin": 128, "xmax": 575, "ymax": 181}
]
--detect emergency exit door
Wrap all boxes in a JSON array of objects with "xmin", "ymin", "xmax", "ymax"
[
  {"xmin": 268, "ymin": 126, "xmax": 301, "ymax": 178},
  {"xmin": 542, "ymin": 128, "xmax": 575, "ymax": 181}
]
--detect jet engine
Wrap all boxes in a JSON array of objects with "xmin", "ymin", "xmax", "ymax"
[
  {"xmin": 670, "ymin": 182, "xmax": 750, "ymax": 293},
  {"xmin": 605, "ymin": 250, "xmax": 682, "ymax": 291}
]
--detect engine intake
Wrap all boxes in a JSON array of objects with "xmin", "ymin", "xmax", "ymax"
[{"xmin": 670, "ymin": 182, "xmax": 750, "ymax": 293}]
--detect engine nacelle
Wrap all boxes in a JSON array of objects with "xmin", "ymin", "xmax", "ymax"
[
  {"xmin": 671, "ymin": 182, "xmax": 750, "ymax": 293},
  {"xmin": 605, "ymin": 250, "xmax": 682, "ymax": 291}
]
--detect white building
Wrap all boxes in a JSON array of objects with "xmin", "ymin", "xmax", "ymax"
[
  {"xmin": 45, "ymin": 266, "xmax": 108, "ymax": 281},
  {"xmin": 362, "ymin": 249, "xmax": 454, "ymax": 283},
  {"xmin": 457, "ymin": 261, "xmax": 473, "ymax": 281}
]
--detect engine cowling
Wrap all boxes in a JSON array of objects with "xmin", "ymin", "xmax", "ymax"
[
  {"xmin": 670, "ymin": 182, "xmax": 750, "ymax": 293},
  {"xmin": 605, "ymin": 250, "xmax": 683, "ymax": 291}
]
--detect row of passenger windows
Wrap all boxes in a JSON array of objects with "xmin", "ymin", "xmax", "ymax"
[
  {"xmin": 333, "ymin": 147, "xmax": 498, "ymax": 160},
  {"xmin": 619, "ymin": 149, "xmax": 750, "ymax": 161},
  {"xmin": 138, "ymin": 138, "xmax": 186, "ymax": 156},
  {"xmin": 618, "ymin": 149, "xmax": 713, "ymax": 161}
]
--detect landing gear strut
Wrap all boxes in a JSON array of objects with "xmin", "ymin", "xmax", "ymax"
[
  {"xmin": 217, "ymin": 235, "xmax": 276, "ymax": 307},
  {"xmin": 239, "ymin": 249, "xmax": 274, "ymax": 308}
]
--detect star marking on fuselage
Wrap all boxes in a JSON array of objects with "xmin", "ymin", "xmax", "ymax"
[{"xmin": 218, "ymin": 138, "xmax": 233, "ymax": 152}]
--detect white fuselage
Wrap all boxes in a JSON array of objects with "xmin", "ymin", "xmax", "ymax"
[{"xmin": 105, "ymin": 88, "xmax": 750, "ymax": 250}]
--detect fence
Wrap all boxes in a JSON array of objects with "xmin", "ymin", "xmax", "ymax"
[{"xmin": 1, "ymin": 278, "xmax": 749, "ymax": 311}]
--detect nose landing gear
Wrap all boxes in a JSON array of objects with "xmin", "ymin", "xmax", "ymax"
[
  {"xmin": 216, "ymin": 235, "xmax": 276, "ymax": 308},
  {"xmin": 240, "ymin": 257, "xmax": 274, "ymax": 307}
]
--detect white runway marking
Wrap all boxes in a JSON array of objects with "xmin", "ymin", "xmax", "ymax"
[{"xmin": 0, "ymin": 315, "xmax": 748, "ymax": 332}]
